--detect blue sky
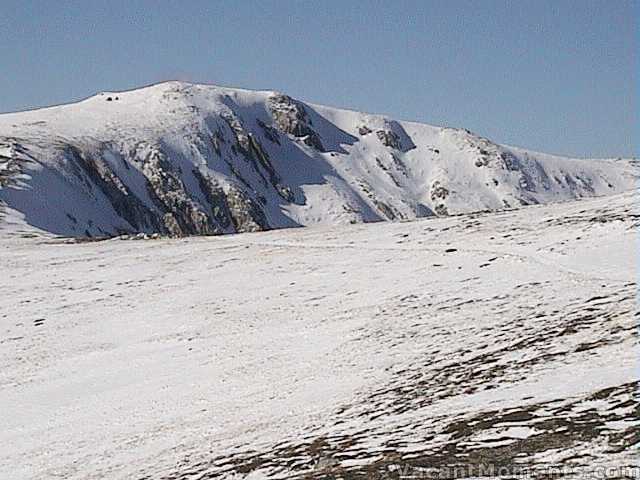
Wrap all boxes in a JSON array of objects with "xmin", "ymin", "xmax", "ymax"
[{"xmin": 0, "ymin": 0, "xmax": 636, "ymax": 157}]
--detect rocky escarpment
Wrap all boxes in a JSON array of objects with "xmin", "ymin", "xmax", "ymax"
[
  {"xmin": 0, "ymin": 134, "xmax": 274, "ymax": 238},
  {"xmin": 0, "ymin": 141, "xmax": 32, "ymax": 188},
  {"xmin": 358, "ymin": 120, "xmax": 416, "ymax": 153},
  {"xmin": 443, "ymin": 128, "xmax": 606, "ymax": 207},
  {"xmin": 67, "ymin": 145, "xmax": 166, "ymax": 236},
  {"xmin": 0, "ymin": 81, "xmax": 636, "ymax": 238},
  {"xmin": 430, "ymin": 180, "xmax": 451, "ymax": 216},
  {"xmin": 220, "ymin": 110, "xmax": 294, "ymax": 203},
  {"xmin": 267, "ymin": 94, "xmax": 325, "ymax": 151}
]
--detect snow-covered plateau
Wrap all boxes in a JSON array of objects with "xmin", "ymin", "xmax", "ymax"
[{"xmin": 1, "ymin": 189, "xmax": 638, "ymax": 479}]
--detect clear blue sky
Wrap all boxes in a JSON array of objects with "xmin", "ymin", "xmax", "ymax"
[{"xmin": 0, "ymin": 0, "xmax": 636, "ymax": 157}]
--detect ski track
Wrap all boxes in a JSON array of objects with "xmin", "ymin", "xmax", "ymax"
[{"xmin": 232, "ymin": 240, "xmax": 626, "ymax": 284}]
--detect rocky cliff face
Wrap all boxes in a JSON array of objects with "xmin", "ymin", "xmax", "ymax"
[{"xmin": 0, "ymin": 81, "xmax": 636, "ymax": 238}]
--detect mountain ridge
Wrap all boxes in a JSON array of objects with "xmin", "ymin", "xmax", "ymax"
[{"xmin": 0, "ymin": 81, "xmax": 636, "ymax": 237}]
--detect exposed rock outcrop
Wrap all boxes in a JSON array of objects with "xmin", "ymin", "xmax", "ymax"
[
  {"xmin": 225, "ymin": 185, "xmax": 270, "ymax": 232},
  {"xmin": 267, "ymin": 94, "xmax": 324, "ymax": 151},
  {"xmin": 375, "ymin": 121, "xmax": 416, "ymax": 152},
  {"xmin": 221, "ymin": 111, "xmax": 293, "ymax": 202},
  {"xmin": 376, "ymin": 129, "xmax": 402, "ymax": 150},
  {"xmin": 67, "ymin": 145, "xmax": 165, "ymax": 234},
  {"xmin": 132, "ymin": 144, "xmax": 216, "ymax": 236},
  {"xmin": 430, "ymin": 180, "xmax": 451, "ymax": 216},
  {"xmin": 358, "ymin": 125, "xmax": 372, "ymax": 136}
]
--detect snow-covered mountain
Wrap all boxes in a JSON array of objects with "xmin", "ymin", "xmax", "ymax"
[{"xmin": 0, "ymin": 81, "xmax": 636, "ymax": 237}]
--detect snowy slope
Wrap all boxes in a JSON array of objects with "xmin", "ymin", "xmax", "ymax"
[
  {"xmin": 0, "ymin": 81, "xmax": 637, "ymax": 237},
  {"xmin": 1, "ymin": 192, "xmax": 638, "ymax": 479}
]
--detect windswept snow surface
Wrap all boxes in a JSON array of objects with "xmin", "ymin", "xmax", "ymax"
[
  {"xmin": 1, "ymin": 191, "xmax": 638, "ymax": 479},
  {"xmin": 0, "ymin": 81, "xmax": 637, "ymax": 238}
]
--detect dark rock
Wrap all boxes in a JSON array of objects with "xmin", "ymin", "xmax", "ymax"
[
  {"xmin": 66, "ymin": 145, "xmax": 165, "ymax": 234},
  {"xmin": 434, "ymin": 204, "xmax": 449, "ymax": 216},
  {"xmin": 257, "ymin": 119, "xmax": 280, "ymax": 145},
  {"xmin": 225, "ymin": 186, "xmax": 270, "ymax": 232},
  {"xmin": 267, "ymin": 94, "xmax": 324, "ymax": 151},
  {"xmin": 132, "ymin": 145, "xmax": 216, "ymax": 236},
  {"xmin": 221, "ymin": 112, "xmax": 293, "ymax": 201},
  {"xmin": 375, "ymin": 121, "xmax": 416, "ymax": 152},
  {"xmin": 376, "ymin": 129, "xmax": 402, "ymax": 150},
  {"xmin": 430, "ymin": 181, "xmax": 450, "ymax": 202}
]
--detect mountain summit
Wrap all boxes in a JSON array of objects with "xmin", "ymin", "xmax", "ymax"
[{"xmin": 0, "ymin": 81, "xmax": 636, "ymax": 237}]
